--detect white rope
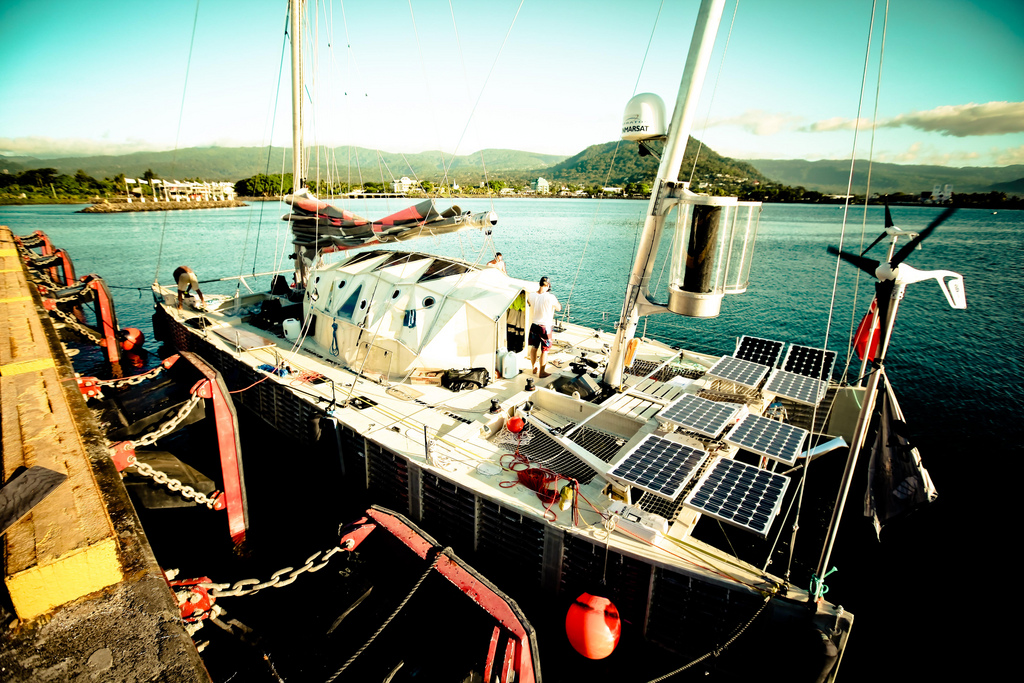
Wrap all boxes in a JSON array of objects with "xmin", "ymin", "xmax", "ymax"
[
  {"xmin": 841, "ymin": 0, "xmax": 890, "ymax": 382},
  {"xmin": 687, "ymin": 0, "xmax": 741, "ymax": 185}
]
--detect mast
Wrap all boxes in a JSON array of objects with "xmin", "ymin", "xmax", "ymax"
[
  {"xmin": 290, "ymin": 0, "xmax": 304, "ymax": 190},
  {"xmin": 289, "ymin": 0, "xmax": 306, "ymax": 287},
  {"xmin": 603, "ymin": 0, "xmax": 727, "ymax": 387}
]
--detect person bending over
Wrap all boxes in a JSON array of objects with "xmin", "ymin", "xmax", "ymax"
[{"xmin": 173, "ymin": 265, "xmax": 205, "ymax": 310}]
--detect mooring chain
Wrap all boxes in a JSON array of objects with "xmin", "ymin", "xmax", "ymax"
[
  {"xmin": 30, "ymin": 268, "xmax": 62, "ymax": 290},
  {"xmin": 47, "ymin": 288, "xmax": 93, "ymax": 305},
  {"xmin": 130, "ymin": 394, "xmax": 203, "ymax": 449},
  {"xmin": 49, "ymin": 306, "xmax": 104, "ymax": 343},
  {"xmin": 200, "ymin": 547, "xmax": 347, "ymax": 598},
  {"xmin": 129, "ymin": 457, "xmax": 224, "ymax": 510},
  {"xmin": 92, "ymin": 363, "xmax": 167, "ymax": 388}
]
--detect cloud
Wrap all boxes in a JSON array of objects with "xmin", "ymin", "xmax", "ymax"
[
  {"xmin": 804, "ymin": 117, "xmax": 871, "ymax": 133},
  {"xmin": 805, "ymin": 102, "xmax": 1024, "ymax": 137},
  {"xmin": 705, "ymin": 109, "xmax": 803, "ymax": 136},
  {"xmin": 0, "ymin": 136, "xmax": 168, "ymax": 159},
  {"xmin": 874, "ymin": 142, "xmax": 987, "ymax": 166},
  {"xmin": 883, "ymin": 101, "xmax": 1024, "ymax": 137},
  {"xmin": 994, "ymin": 144, "xmax": 1024, "ymax": 166}
]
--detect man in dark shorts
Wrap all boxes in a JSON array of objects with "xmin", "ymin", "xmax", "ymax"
[{"xmin": 527, "ymin": 276, "xmax": 561, "ymax": 377}]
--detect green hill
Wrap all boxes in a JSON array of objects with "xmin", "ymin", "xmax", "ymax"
[
  {"xmin": 536, "ymin": 137, "xmax": 768, "ymax": 187},
  {"xmin": 0, "ymin": 147, "xmax": 567, "ymax": 185},
  {"xmin": 989, "ymin": 177, "xmax": 1024, "ymax": 196},
  {"xmin": 742, "ymin": 158, "xmax": 1024, "ymax": 195},
  {"xmin": 5, "ymin": 144, "xmax": 1021, "ymax": 197}
]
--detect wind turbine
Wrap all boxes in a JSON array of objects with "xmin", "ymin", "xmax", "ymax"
[{"xmin": 829, "ymin": 205, "xmax": 966, "ymax": 365}]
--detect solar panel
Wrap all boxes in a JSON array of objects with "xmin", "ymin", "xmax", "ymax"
[
  {"xmin": 781, "ymin": 344, "xmax": 836, "ymax": 381},
  {"xmin": 763, "ymin": 369, "xmax": 828, "ymax": 406},
  {"xmin": 684, "ymin": 456, "xmax": 790, "ymax": 537},
  {"xmin": 657, "ymin": 394, "xmax": 743, "ymax": 438},
  {"xmin": 734, "ymin": 336, "xmax": 785, "ymax": 368},
  {"xmin": 705, "ymin": 356, "xmax": 770, "ymax": 389},
  {"xmin": 724, "ymin": 413, "xmax": 809, "ymax": 465},
  {"xmin": 609, "ymin": 434, "xmax": 709, "ymax": 500}
]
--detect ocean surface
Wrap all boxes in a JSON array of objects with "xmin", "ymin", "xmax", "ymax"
[{"xmin": 3, "ymin": 199, "xmax": 1020, "ymax": 680}]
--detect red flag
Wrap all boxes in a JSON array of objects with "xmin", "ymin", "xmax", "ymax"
[{"xmin": 854, "ymin": 299, "xmax": 881, "ymax": 362}]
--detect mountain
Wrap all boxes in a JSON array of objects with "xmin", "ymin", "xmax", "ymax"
[
  {"xmin": 536, "ymin": 137, "xmax": 768, "ymax": 187},
  {"xmin": 0, "ymin": 147, "xmax": 567, "ymax": 185},
  {"xmin": 5, "ymin": 144, "xmax": 1021, "ymax": 196},
  {"xmin": 742, "ymin": 159, "xmax": 1024, "ymax": 196},
  {"xmin": 989, "ymin": 177, "xmax": 1024, "ymax": 196}
]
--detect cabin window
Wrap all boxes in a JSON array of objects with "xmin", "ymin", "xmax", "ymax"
[
  {"xmin": 338, "ymin": 284, "xmax": 362, "ymax": 319},
  {"xmin": 359, "ymin": 300, "xmax": 367, "ymax": 310},
  {"xmin": 423, "ymin": 296, "xmax": 436, "ymax": 308},
  {"xmin": 338, "ymin": 280, "xmax": 346, "ymax": 289},
  {"xmin": 392, "ymin": 289, "xmax": 401, "ymax": 299}
]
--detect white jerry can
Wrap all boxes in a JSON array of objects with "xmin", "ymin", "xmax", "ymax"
[{"xmin": 501, "ymin": 349, "xmax": 519, "ymax": 379}]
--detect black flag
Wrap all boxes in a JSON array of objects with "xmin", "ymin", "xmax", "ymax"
[{"xmin": 864, "ymin": 373, "xmax": 938, "ymax": 538}]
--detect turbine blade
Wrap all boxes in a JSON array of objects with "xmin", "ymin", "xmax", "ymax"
[
  {"xmin": 828, "ymin": 245, "xmax": 880, "ymax": 276},
  {"xmin": 890, "ymin": 206, "xmax": 956, "ymax": 267},
  {"xmin": 884, "ymin": 203, "xmax": 895, "ymax": 229},
  {"xmin": 861, "ymin": 231, "xmax": 888, "ymax": 256}
]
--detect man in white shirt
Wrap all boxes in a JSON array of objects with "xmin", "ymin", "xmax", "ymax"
[
  {"xmin": 486, "ymin": 252, "xmax": 507, "ymax": 274},
  {"xmin": 526, "ymin": 276, "xmax": 561, "ymax": 377}
]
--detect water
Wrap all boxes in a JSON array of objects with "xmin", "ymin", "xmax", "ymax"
[{"xmin": 4, "ymin": 200, "xmax": 1021, "ymax": 680}]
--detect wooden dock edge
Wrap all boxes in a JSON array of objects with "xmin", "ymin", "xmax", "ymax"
[
  {"xmin": 0, "ymin": 225, "xmax": 209, "ymax": 681},
  {"xmin": 1, "ymin": 226, "xmax": 123, "ymax": 617}
]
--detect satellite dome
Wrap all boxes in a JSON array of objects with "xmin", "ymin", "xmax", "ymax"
[{"xmin": 621, "ymin": 93, "xmax": 667, "ymax": 141}]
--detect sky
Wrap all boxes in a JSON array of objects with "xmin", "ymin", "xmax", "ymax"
[{"xmin": 1, "ymin": 0, "xmax": 1022, "ymax": 167}]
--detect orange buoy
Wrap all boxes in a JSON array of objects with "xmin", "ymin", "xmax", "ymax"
[
  {"xmin": 119, "ymin": 327, "xmax": 145, "ymax": 352},
  {"xmin": 565, "ymin": 593, "xmax": 621, "ymax": 659},
  {"xmin": 507, "ymin": 416, "xmax": 525, "ymax": 433}
]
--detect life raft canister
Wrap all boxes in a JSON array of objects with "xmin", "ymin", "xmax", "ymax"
[{"xmin": 624, "ymin": 337, "xmax": 639, "ymax": 368}]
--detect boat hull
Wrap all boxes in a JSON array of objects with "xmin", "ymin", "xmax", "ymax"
[{"xmin": 153, "ymin": 303, "xmax": 852, "ymax": 681}]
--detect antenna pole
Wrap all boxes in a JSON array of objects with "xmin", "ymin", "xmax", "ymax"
[
  {"xmin": 603, "ymin": 0, "xmax": 726, "ymax": 387},
  {"xmin": 815, "ymin": 278, "xmax": 905, "ymax": 593}
]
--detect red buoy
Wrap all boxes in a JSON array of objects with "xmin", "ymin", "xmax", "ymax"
[
  {"xmin": 565, "ymin": 593, "xmax": 621, "ymax": 659},
  {"xmin": 506, "ymin": 416, "xmax": 525, "ymax": 433},
  {"xmin": 119, "ymin": 327, "xmax": 145, "ymax": 352}
]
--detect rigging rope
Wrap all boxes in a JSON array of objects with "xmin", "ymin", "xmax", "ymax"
[
  {"xmin": 324, "ymin": 549, "xmax": 444, "ymax": 682},
  {"xmin": 643, "ymin": 593, "xmax": 773, "ymax": 683},
  {"xmin": 152, "ymin": 0, "xmax": 202, "ymax": 286},
  {"xmin": 687, "ymin": 0, "xmax": 740, "ymax": 185},
  {"xmin": 841, "ymin": 0, "xmax": 890, "ymax": 384}
]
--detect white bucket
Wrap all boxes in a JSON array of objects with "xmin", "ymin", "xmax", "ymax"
[{"xmin": 283, "ymin": 318, "xmax": 301, "ymax": 341}]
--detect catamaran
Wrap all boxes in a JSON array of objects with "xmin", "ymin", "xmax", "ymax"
[{"xmin": 150, "ymin": 1, "xmax": 955, "ymax": 679}]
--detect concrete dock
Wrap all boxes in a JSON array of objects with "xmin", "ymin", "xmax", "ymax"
[{"xmin": 0, "ymin": 225, "xmax": 209, "ymax": 681}]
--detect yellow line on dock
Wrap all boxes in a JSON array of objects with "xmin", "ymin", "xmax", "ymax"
[
  {"xmin": 0, "ymin": 296, "xmax": 32, "ymax": 303},
  {"xmin": 0, "ymin": 248, "xmax": 18, "ymax": 256},
  {"xmin": 0, "ymin": 358, "xmax": 56, "ymax": 376}
]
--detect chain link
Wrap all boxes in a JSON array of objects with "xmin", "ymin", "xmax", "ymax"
[
  {"xmin": 93, "ymin": 363, "xmax": 167, "ymax": 388},
  {"xmin": 131, "ymin": 394, "xmax": 203, "ymax": 449},
  {"xmin": 200, "ymin": 547, "xmax": 346, "ymax": 598},
  {"xmin": 49, "ymin": 306, "xmax": 104, "ymax": 343},
  {"xmin": 49, "ymin": 289, "xmax": 92, "ymax": 304},
  {"xmin": 27, "ymin": 266, "xmax": 63, "ymax": 290},
  {"xmin": 117, "ymin": 393, "xmax": 210, "ymax": 505},
  {"xmin": 130, "ymin": 456, "xmax": 223, "ymax": 510}
]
